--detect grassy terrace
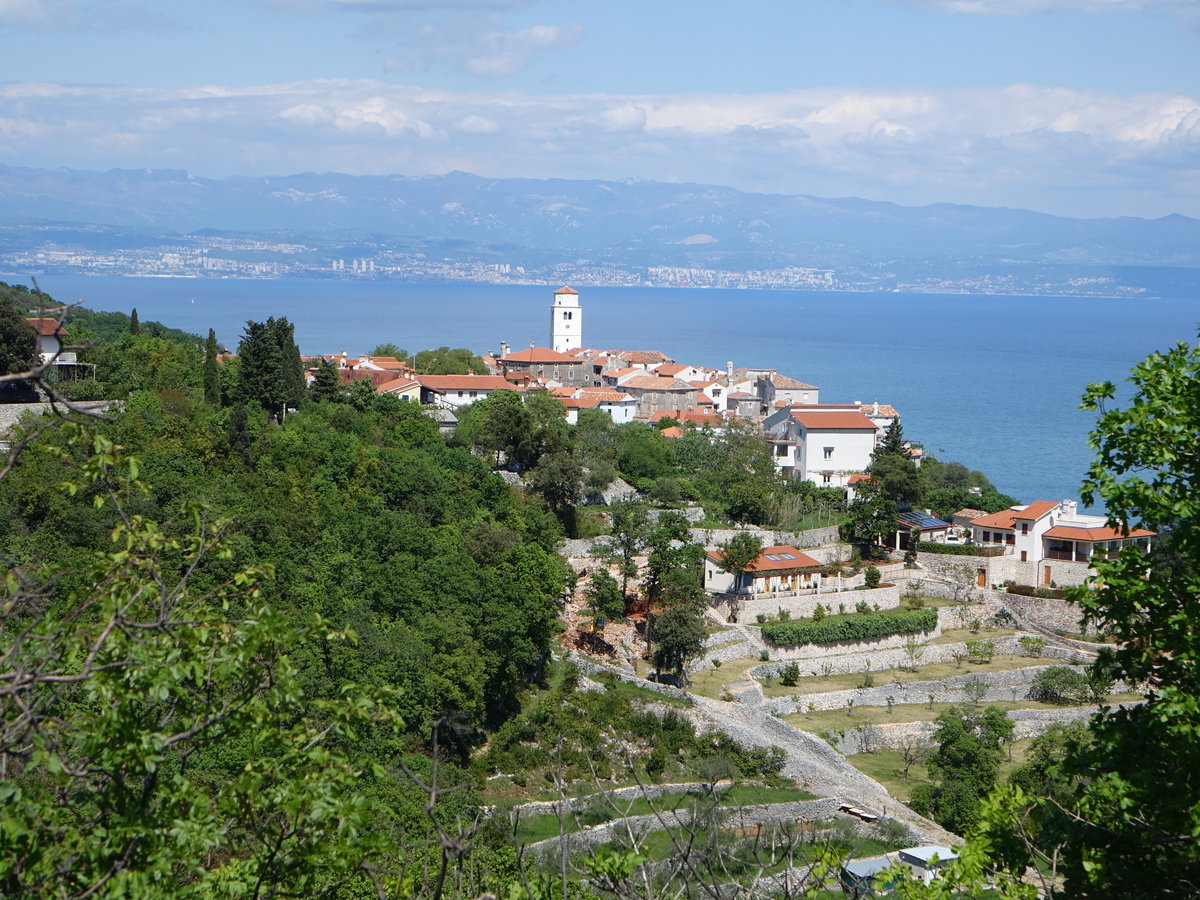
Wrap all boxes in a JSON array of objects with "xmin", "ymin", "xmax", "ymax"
[
  {"xmin": 510, "ymin": 783, "xmax": 816, "ymax": 844},
  {"xmin": 767, "ymin": 653, "xmax": 1057, "ymax": 696},
  {"xmin": 847, "ymin": 739, "xmax": 1036, "ymax": 803},
  {"xmin": 784, "ymin": 693, "xmax": 1140, "ymax": 733}
]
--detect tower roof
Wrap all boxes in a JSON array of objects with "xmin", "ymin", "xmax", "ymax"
[{"xmin": 553, "ymin": 285, "xmax": 579, "ymax": 295}]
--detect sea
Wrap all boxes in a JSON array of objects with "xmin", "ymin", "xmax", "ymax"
[{"xmin": 19, "ymin": 275, "xmax": 1200, "ymax": 510}]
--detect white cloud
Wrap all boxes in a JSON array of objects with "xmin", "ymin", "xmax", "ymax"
[
  {"xmin": 465, "ymin": 23, "xmax": 582, "ymax": 77},
  {"xmin": 0, "ymin": 0, "xmax": 175, "ymax": 30},
  {"xmin": 2, "ymin": 79, "xmax": 1198, "ymax": 217},
  {"xmin": 457, "ymin": 114, "xmax": 499, "ymax": 133}
]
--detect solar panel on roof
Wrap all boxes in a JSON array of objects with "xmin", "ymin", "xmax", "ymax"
[
  {"xmin": 781, "ymin": 553, "xmax": 796, "ymax": 559},
  {"xmin": 764, "ymin": 554, "xmax": 780, "ymax": 561}
]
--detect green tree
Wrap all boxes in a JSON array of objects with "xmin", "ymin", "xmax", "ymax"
[
  {"xmin": 129, "ymin": 306, "xmax": 139, "ymax": 335},
  {"xmin": 872, "ymin": 416, "xmax": 906, "ymax": 462},
  {"xmin": 413, "ymin": 346, "xmax": 486, "ymax": 375},
  {"xmin": 234, "ymin": 317, "xmax": 304, "ymax": 419},
  {"xmin": 527, "ymin": 449, "xmax": 582, "ymax": 516},
  {"xmin": 597, "ymin": 499, "xmax": 651, "ymax": 597},
  {"xmin": 1050, "ymin": 335, "xmax": 1200, "ymax": 895},
  {"xmin": 584, "ymin": 568, "xmax": 625, "ymax": 624},
  {"xmin": 310, "ymin": 356, "xmax": 342, "ymax": 402},
  {"xmin": 369, "ymin": 342, "xmax": 407, "ymax": 360},
  {"xmin": 0, "ymin": 292, "xmax": 37, "ymax": 376},
  {"xmin": 716, "ymin": 531, "xmax": 764, "ymax": 596},
  {"xmin": 651, "ymin": 604, "xmax": 707, "ymax": 681},
  {"xmin": 0, "ymin": 430, "xmax": 397, "ymax": 898},
  {"xmin": 845, "ymin": 477, "xmax": 897, "ymax": 553},
  {"xmin": 203, "ymin": 327, "xmax": 221, "ymax": 405},
  {"xmin": 912, "ymin": 706, "xmax": 1014, "ymax": 835}
]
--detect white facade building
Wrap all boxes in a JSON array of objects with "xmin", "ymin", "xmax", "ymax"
[
  {"xmin": 551, "ymin": 286, "xmax": 581, "ymax": 354},
  {"xmin": 763, "ymin": 407, "xmax": 878, "ymax": 487}
]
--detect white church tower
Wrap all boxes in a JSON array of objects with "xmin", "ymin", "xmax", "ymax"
[{"xmin": 551, "ymin": 285, "xmax": 581, "ymax": 354}]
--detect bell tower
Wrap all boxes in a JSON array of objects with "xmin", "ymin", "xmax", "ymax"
[{"xmin": 551, "ymin": 285, "xmax": 581, "ymax": 353}]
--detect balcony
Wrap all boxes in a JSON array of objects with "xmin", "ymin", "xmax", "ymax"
[{"xmin": 1044, "ymin": 549, "xmax": 1089, "ymax": 563}]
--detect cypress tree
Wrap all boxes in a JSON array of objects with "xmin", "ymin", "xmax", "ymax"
[
  {"xmin": 203, "ymin": 329, "xmax": 221, "ymax": 405},
  {"xmin": 235, "ymin": 317, "xmax": 304, "ymax": 420},
  {"xmin": 310, "ymin": 358, "xmax": 341, "ymax": 402},
  {"xmin": 129, "ymin": 308, "xmax": 140, "ymax": 335}
]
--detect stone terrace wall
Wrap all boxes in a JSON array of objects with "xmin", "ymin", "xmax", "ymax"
[
  {"xmin": 560, "ymin": 524, "xmax": 840, "ymax": 563},
  {"xmin": 739, "ymin": 584, "xmax": 900, "ymax": 622},
  {"xmin": 827, "ymin": 705, "xmax": 1125, "ymax": 753},
  {"xmin": 747, "ymin": 634, "xmax": 1078, "ymax": 679},
  {"xmin": 902, "ymin": 575, "xmax": 1088, "ymax": 633},
  {"xmin": 754, "ymin": 664, "xmax": 1080, "ymax": 715},
  {"xmin": 751, "ymin": 625, "xmax": 941, "ymax": 663}
]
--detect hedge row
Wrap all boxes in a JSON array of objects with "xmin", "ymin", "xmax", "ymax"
[
  {"xmin": 760, "ymin": 608, "xmax": 938, "ymax": 646},
  {"xmin": 916, "ymin": 541, "xmax": 1004, "ymax": 557}
]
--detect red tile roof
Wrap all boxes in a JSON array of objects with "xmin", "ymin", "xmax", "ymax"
[
  {"xmin": 25, "ymin": 317, "xmax": 67, "ymax": 337},
  {"xmin": 577, "ymin": 388, "xmax": 636, "ymax": 403},
  {"xmin": 771, "ymin": 374, "xmax": 818, "ymax": 390},
  {"xmin": 563, "ymin": 395, "xmax": 602, "ymax": 409},
  {"xmin": 968, "ymin": 509, "xmax": 1020, "ymax": 530},
  {"xmin": 1044, "ymin": 525, "xmax": 1155, "ymax": 541},
  {"xmin": 790, "ymin": 410, "xmax": 877, "ymax": 430},
  {"xmin": 659, "ymin": 425, "xmax": 684, "ymax": 438},
  {"xmin": 1012, "ymin": 500, "xmax": 1058, "ymax": 520},
  {"xmin": 611, "ymin": 349, "xmax": 674, "ymax": 365},
  {"xmin": 502, "ymin": 347, "xmax": 581, "ymax": 364},
  {"xmin": 620, "ymin": 376, "xmax": 694, "ymax": 391},
  {"xmin": 553, "ymin": 285, "xmax": 579, "ymax": 295},
  {"xmin": 708, "ymin": 544, "xmax": 822, "ymax": 573},
  {"xmin": 848, "ymin": 473, "xmax": 876, "ymax": 485},
  {"xmin": 417, "ymin": 375, "xmax": 516, "ymax": 392},
  {"xmin": 655, "ymin": 363, "xmax": 690, "ymax": 376},
  {"xmin": 377, "ymin": 377, "xmax": 420, "ymax": 394}
]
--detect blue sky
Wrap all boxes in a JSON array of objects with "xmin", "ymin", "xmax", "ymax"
[{"xmin": 2, "ymin": 0, "xmax": 1198, "ymax": 217}]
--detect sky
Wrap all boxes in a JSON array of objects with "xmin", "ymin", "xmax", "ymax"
[{"xmin": 1, "ymin": 0, "xmax": 1199, "ymax": 219}]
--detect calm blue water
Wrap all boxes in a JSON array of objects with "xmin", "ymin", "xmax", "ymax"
[{"xmin": 22, "ymin": 275, "xmax": 1200, "ymax": 507}]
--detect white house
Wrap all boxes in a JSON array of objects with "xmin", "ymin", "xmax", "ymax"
[
  {"xmin": 763, "ymin": 407, "xmax": 879, "ymax": 486},
  {"xmin": 969, "ymin": 499, "xmax": 1154, "ymax": 586},
  {"xmin": 561, "ymin": 388, "xmax": 638, "ymax": 424},
  {"xmin": 417, "ymin": 375, "xmax": 519, "ymax": 409},
  {"xmin": 704, "ymin": 544, "xmax": 823, "ymax": 596}
]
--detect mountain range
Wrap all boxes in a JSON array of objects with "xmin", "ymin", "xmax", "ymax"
[{"xmin": 2, "ymin": 165, "xmax": 1198, "ymax": 296}]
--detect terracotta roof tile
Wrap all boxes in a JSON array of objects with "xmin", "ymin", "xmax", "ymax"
[
  {"xmin": 417, "ymin": 375, "xmax": 516, "ymax": 392},
  {"xmin": 502, "ymin": 347, "xmax": 581, "ymax": 364},
  {"xmin": 790, "ymin": 410, "xmax": 877, "ymax": 430},
  {"xmin": 1044, "ymin": 525, "xmax": 1155, "ymax": 541},
  {"xmin": 707, "ymin": 544, "xmax": 822, "ymax": 573}
]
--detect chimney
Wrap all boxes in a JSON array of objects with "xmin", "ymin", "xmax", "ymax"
[
  {"xmin": 499, "ymin": 340, "xmax": 510, "ymax": 358},
  {"xmin": 726, "ymin": 360, "xmax": 733, "ymax": 379}
]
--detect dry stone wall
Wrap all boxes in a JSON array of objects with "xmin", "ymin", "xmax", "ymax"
[
  {"xmin": 754, "ymin": 663, "xmax": 1080, "ymax": 715},
  {"xmin": 739, "ymin": 584, "xmax": 900, "ymax": 622}
]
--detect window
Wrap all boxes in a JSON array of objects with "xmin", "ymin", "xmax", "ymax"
[
  {"xmin": 822, "ymin": 473, "xmax": 831, "ymax": 485},
  {"xmin": 823, "ymin": 447, "xmax": 834, "ymax": 460},
  {"xmin": 775, "ymin": 445, "xmax": 786, "ymax": 456},
  {"xmin": 1006, "ymin": 533, "xmax": 1015, "ymax": 545},
  {"xmin": 1021, "ymin": 523, "xmax": 1029, "ymax": 535}
]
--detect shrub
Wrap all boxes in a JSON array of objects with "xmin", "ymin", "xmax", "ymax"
[
  {"xmin": 761, "ymin": 608, "xmax": 938, "ymax": 646},
  {"xmin": 855, "ymin": 600, "xmax": 871, "ymax": 615},
  {"xmin": 864, "ymin": 566, "xmax": 881, "ymax": 589},
  {"xmin": 779, "ymin": 662, "xmax": 800, "ymax": 687},
  {"xmin": 1017, "ymin": 636, "xmax": 1046, "ymax": 657},
  {"xmin": 1028, "ymin": 666, "xmax": 1090, "ymax": 704},
  {"xmin": 759, "ymin": 650, "xmax": 770, "ymax": 662},
  {"xmin": 964, "ymin": 639, "xmax": 995, "ymax": 664},
  {"xmin": 756, "ymin": 613, "xmax": 766, "ymax": 624},
  {"xmin": 812, "ymin": 603, "xmax": 826, "ymax": 622}
]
